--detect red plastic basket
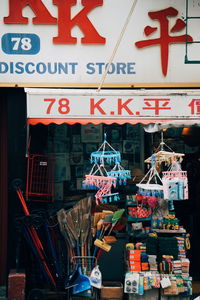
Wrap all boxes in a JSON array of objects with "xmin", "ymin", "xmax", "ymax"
[{"xmin": 26, "ymin": 154, "xmax": 55, "ymax": 202}]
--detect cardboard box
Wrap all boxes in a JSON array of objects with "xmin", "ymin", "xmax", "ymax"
[
  {"xmin": 8, "ymin": 270, "xmax": 26, "ymax": 300},
  {"xmin": 141, "ymin": 262, "xmax": 149, "ymax": 271},
  {"xmin": 128, "ymin": 250, "xmax": 141, "ymax": 261},
  {"xmin": 101, "ymin": 282, "xmax": 123, "ymax": 300},
  {"xmin": 129, "ymin": 255, "xmax": 141, "ymax": 261},
  {"xmin": 128, "ymin": 250, "xmax": 141, "ymax": 255},
  {"xmin": 130, "ymin": 266, "xmax": 141, "ymax": 272}
]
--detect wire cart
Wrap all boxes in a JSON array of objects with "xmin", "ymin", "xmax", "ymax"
[{"xmin": 26, "ymin": 154, "xmax": 55, "ymax": 202}]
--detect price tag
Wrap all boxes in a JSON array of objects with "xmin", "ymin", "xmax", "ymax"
[{"xmin": 160, "ymin": 277, "xmax": 171, "ymax": 289}]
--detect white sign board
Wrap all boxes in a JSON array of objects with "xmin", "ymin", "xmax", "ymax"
[
  {"xmin": 26, "ymin": 88, "xmax": 200, "ymax": 123},
  {"xmin": 1, "ymin": 0, "xmax": 200, "ymax": 87}
]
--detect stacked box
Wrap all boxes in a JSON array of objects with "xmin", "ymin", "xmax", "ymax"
[
  {"xmin": 176, "ymin": 237, "xmax": 186, "ymax": 259},
  {"xmin": 148, "ymin": 255, "xmax": 158, "ymax": 272},
  {"xmin": 173, "ymin": 260, "xmax": 182, "ymax": 274},
  {"xmin": 181, "ymin": 258, "xmax": 190, "ymax": 274},
  {"xmin": 128, "ymin": 250, "xmax": 141, "ymax": 272}
]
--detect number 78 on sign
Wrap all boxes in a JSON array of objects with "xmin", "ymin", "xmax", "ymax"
[{"xmin": 2, "ymin": 33, "xmax": 40, "ymax": 55}]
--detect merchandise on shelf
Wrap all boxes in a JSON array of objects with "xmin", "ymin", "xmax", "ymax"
[
  {"xmin": 124, "ymin": 132, "xmax": 192, "ymax": 298},
  {"xmin": 151, "ymin": 212, "xmax": 185, "ymax": 232},
  {"xmin": 160, "ymin": 274, "xmax": 192, "ymax": 296},
  {"xmin": 148, "ymin": 255, "xmax": 158, "ymax": 272}
]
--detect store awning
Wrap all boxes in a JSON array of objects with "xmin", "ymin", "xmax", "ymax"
[{"xmin": 25, "ymin": 88, "xmax": 200, "ymax": 127}]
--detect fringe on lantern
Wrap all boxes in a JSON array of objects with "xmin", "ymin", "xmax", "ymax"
[
  {"xmin": 90, "ymin": 133, "xmax": 121, "ymax": 165},
  {"xmin": 102, "ymin": 192, "xmax": 120, "ymax": 203},
  {"xmin": 91, "ymin": 151, "xmax": 121, "ymax": 165}
]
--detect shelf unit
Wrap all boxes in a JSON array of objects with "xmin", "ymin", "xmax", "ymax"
[{"xmin": 152, "ymin": 229, "xmax": 186, "ymax": 234}]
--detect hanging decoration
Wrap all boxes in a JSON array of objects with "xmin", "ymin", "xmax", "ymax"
[
  {"xmin": 90, "ymin": 134, "xmax": 121, "ymax": 165},
  {"xmin": 107, "ymin": 164, "xmax": 131, "ymax": 186},
  {"xmin": 93, "ymin": 179, "xmax": 117, "ymax": 204},
  {"xmin": 82, "ymin": 133, "xmax": 131, "ymax": 204},
  {"xmin": 140, "ymin": 130, "xmax": 188, "ymax": 212},
  {"xmin": 144, "ymin": 131, "xmax": 185, "ymax": 168},
  {"xmin": 162, "ymin": 160, "xmax": 188, "ymax": 201},
  {"xmin": 82, "ymin": 162, "xmax": 117, "ymax": 204},
  {"xmin": 136, "ymin": 154, "xmax": 163, "ymax": 198},
  {"xmin": 82, "ymin": 164, "xmax": 116, "ymax": 190}
]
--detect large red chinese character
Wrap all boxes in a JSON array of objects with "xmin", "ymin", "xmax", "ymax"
[
  {"xmin": 188, "ymin": 99, "xmax": 200, "ymax": 115},
  {"xmin": 135, "ymin": 7, "xmax": 193, "ymax": 76},
  {"xmin": 143, "ymin": 98, "xmax": 171, "ymax": 115}
]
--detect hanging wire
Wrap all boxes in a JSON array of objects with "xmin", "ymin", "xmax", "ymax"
[
  {"xmin": 97, "ymin": 133, "xmax": 118, "ymax": 153},
  {"xmin": 97, "ymin": 0, "xmax": 138, "ymax": 92},
  {"xmin": 154, "ymin": 130, "xmax": 175, "ymax": 153}
]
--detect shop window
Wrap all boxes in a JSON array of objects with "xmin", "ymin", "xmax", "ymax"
[{"xmin": 28, "ymin": 123, "xmax": 145, "ymax": 203}]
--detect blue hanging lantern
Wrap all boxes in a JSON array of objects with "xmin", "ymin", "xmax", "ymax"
[
  {"xmin": 107, "ymin": 164, "xmax": 131, "ymax": 186},
  {"xmin": 90, "ymin": 133, "xmax": 121, "ymax": 165},
  {"xmin": 82, "ymin": 133, "xmax": 131, "ymax": 204},
  {"xmin": 102, "ymin": 192, "xmax": 120, "ymax": 203},
  {"xmin": 91, "ymin": 151, "xmax": 121, "ymax": 165}
]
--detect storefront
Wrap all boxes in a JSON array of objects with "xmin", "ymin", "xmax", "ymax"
[
  {"xmin": 23, "ymin": 88, "xmax": 199, "ymax": 299},
  {"xmin": 0, "ymin": 0, "xmax": 200, "ymax": 299}
]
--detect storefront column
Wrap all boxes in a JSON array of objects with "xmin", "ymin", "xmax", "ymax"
[{"xmin": 0, "ymin": 95, "xmax": 8, "ymax": 284}]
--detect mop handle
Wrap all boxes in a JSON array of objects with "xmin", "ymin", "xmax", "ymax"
[
  {"xmin": 16, "ymin": 188, "xmax": 56, "ymax": 287},
  {"xmin": 16, "ymin": 189, "xmax": 44, "ymax": 251}
]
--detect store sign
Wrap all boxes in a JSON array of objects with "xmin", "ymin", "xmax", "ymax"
[
  {"xmin": 26, "ymin": 89, "xmax": 200, "ymax": 124},
  {"xmin": 1, "ymin": 0, "xmax": 200, "ymax": 86}
]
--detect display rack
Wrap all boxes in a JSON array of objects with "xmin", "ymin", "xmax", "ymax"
[
  {"xmin": 82, "ymin": 133, "xmax": 131, "ymax": 204},
  {"xmin": 124, "ymin": 131, "xmax": 192, "ymax": 299}
]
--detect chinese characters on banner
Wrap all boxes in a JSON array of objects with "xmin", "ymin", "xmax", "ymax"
[{"xmin": 26, "ymin": 89, "xmax": 200, "ymax": 120}]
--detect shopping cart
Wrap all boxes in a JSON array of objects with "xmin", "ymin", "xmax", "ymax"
[{"xmin": 26, "ymin": 154, "xmax": 55, "ymax": 202}]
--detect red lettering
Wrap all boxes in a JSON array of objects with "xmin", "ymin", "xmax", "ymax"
[
  {"xmin": 4, "ymin": 0, "xmax": 56, "ymax": 24},
  {"xmin": 188, "ymin": 99, "xmax": 200, "ymax": 115},
  {"xmin": 117, "ymin": 99, "xmax": 134, "ymax": 115},
  {"xmin": 90, "ymin": 98, "xmax": 106, "ymax": 115},
  {"xmin": 44, "ymin": 98, "xmax": 56, "ymax": 114},
  {"xmin": 44, "ymin": 98, "xmax": 70, "ymax": 114},
  {"xmin": 58, "ymin": 98, "xmax": 70, "ymax": 114},
  {"xmin": 53, "ymin": 0, "xmax": 105, "ymax": 44},
  {"xmin": 135, "ymin": 7, "xmax": 193, "ymax": 76}
]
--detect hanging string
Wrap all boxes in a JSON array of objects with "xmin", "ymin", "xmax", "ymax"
[
  {"xmin": 97, "ymin": 133, "xmax": 118, "ymax": 153},
  {"xmin": 154, "ymin": 130, "xmax": 175, "ymax": 153},
  {"xmin": 138, "ymin": 160, "xmax": 162, "ymax": 186},
  {"xmin": 89, "ymin": 164, "xmax": 105, "ymax": 177},
  {"xmin": 89, "ymin": 164, "xmax": 96, "ymax": 175},
  {"xmin": 97, "ymin": 0, "xmax": 138, "ymax": 92}
]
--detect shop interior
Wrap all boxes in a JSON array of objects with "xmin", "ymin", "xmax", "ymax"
[{"xmin": 8, "ymin": 120, "xmax": 200, "ymax": 300}]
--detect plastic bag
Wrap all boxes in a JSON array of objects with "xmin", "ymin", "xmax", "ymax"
[{"xmin": 89, "ymin": 265, "xmax": 102, "ymax": 289}]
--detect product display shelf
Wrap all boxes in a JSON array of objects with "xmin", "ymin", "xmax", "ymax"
[
  {"xmin": 152, "ymin": 229, "xmax": 186, "ymax": 234},
  {"xmin": 126, "ymin": 203, "xmax": 138, "ymax": 207},
  {"xmin": 128, "ymin": 216, "xmax": 152, "ymax": 222},
  {"xmin": 128, "ymin": 289, "xmax": 159, "ymax": 300},
  {"xmin": 126, "ymin": 200, "xmax": 151, "ymax": 241},
  {"xmin": 128, "ymin": 232, "xmax": 149, "ymax": 239},
  {"xmin": 126, "ymin": 196, "xmax": 152, "ymax": 220},
  {"xmin": 126, "ymin": 195, "xmax": 152, "ymax": 238},
  {"xmin": 153, "ymin": 228, "xmax": 191, "ymax": 300},
  {"xmin": 160, "ymin": 295, "xmax": 190, "ymax": 300}
]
